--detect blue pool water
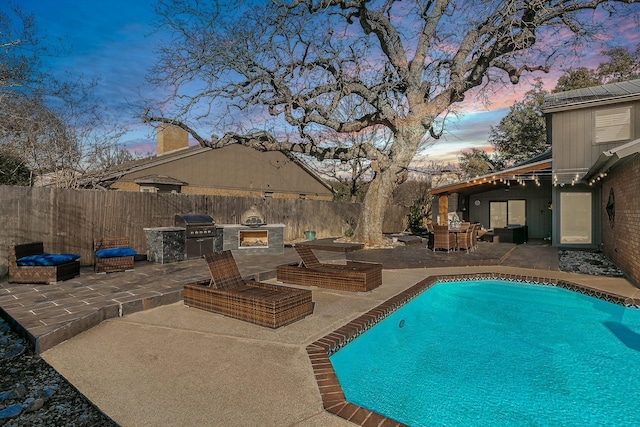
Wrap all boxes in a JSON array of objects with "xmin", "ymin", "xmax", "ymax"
[{"xmin": 329, "ymin": 280, "xmax": 640, "ymax": 426}]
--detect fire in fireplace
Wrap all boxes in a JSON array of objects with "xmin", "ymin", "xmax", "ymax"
[
  {"xmin": 215, "ymin": 203, "xmax": 284, "ymax": 255},
  {"xmin": 239, "ymin": 230, "xmax": 268, "ymax": 248}
]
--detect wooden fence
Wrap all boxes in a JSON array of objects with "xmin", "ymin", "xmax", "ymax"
[{"xmin": 0, "ymin": 186, "xmax": 407, "ymax": 274}]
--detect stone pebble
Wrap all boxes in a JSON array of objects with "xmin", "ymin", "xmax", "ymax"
[
  {"xmin": 0, "ymin": 317, "xmax": 118, "ymax": 426},
  {"xmin": 558, "ymin": 249, "xmax": 626, "ymax": 277}
]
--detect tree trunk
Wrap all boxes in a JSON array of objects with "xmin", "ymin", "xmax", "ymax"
[
  {"xmin": 353, "ymin": 126, "xmax": 424, "ymax": 247},
  {"xmin": 353, "ymin": 165, "xmax": 400, "ymax": 247}
]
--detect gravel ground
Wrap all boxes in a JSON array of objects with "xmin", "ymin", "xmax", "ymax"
[
  {"xmin": 0, "ymin": 249, "xmax": 627, "ymax": 425},
  {"xmin": 558, "ymin": 249, "xmax": 626, "ymax": 277},
  {"xmin": 0, "ymin": 319, "xmax": 118, "ymax": 426}
]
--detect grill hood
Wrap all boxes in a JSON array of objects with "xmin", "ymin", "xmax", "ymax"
[{"xmin": 174, "ymin": 214, "xmax": 215, "ymax": 226}]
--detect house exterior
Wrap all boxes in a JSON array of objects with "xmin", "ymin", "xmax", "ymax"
[
  {"xmin": 430, "ymin": 152, "xmax": 553, "ymax": 240},
  {"xmin": 544, "ymin": 80, "xmax": 640, "ymax": 286},
  {"xmin": 430, "ymin": 79, "xmax": 640, "ymax": 286},
  {"xmin": 92, "ymin": 124, "xmax": 334, "ymax": 201}
]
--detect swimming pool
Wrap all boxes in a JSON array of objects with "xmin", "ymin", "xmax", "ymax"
[{"xmin": 327, "ymin": 279, "xmax": 640, "ymax": 426}]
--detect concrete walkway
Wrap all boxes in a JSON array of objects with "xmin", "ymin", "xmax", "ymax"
[{"xmin": 0, "ymin": 247, "xmax": 346, "ymax": 353}]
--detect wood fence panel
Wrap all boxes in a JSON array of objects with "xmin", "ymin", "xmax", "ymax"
[{"xmin": 0, "ymin": 186, "xmax": 407, "ymax": 273}]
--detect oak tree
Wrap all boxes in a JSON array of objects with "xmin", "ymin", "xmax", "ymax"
[
  {"xmin": 458, "ymin": 147, "xmax": 507, "ymax": 179},
  {"xmin": 145, "ymin": 0, "xmax": 637, "ymax": 246},
  {"xmin": 488, "ymin": 79, "xmax": 548, "ymax": 165}
]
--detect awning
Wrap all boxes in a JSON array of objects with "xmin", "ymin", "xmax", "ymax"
[
  {"xmin": 430, "ymin": 158, "xmax": 552, "ymax": 196},
  {"xmin": 583, "ymin": 138, "xmax": 640, "ymax": 184}
]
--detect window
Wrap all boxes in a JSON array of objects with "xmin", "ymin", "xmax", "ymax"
[
  {"xmin": 140, "ymin": 184, "xmax": 180, "ymax": 193},
  {"xmin": 508, "ymin": 200, "xmax": 526, "ymax": 226},
  {"xmin": 139, "ymin": 186, "xmax": 157, "ymax": 193},
  {"xmin": 490, "ymin": 202, "xmax": 507, "ymax": 229},
  {"xmin": 489, "ymin": 200, "xmax": 526, "ymax": 229},
  {"xmin": 560, "ymin": 192, "xmax": 592, "ymax": 244},
  {"xmin": 594, "ymin": 107, "xmax": 631, "ymax": 144}
]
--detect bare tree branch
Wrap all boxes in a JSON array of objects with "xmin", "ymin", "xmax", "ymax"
[
  {"xmin": 145, "ymin": 0, "xmax": 638, "ymax": 245},
  {"xmin": 1, "ymin": 4, "xmax": 133, "ymax": 188}
]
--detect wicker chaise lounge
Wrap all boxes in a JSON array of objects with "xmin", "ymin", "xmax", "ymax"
[
  {"xmin": 8, "ymin": 242, "xmax": 80, "ymax": 284},
  {"xmin": 276, "ymin": 245, "xmax": 382, "ymax": 292},
  {"xmin": 183, "ymin": 250, "xmax": 314, "ymax": 328}
]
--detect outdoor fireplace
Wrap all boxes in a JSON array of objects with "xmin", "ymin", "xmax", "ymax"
[
  {"xmin": 239, "ymin": 229, "xmax": 269, "ymax": 248},
  {"xmin": 215, "ymin": 205, "xmax": 284, "ymax": 254}
]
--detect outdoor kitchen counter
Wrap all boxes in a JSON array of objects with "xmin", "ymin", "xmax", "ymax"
[{"xmin": 143, "ymin": 227, "xmax": 187, "ymax": 264}]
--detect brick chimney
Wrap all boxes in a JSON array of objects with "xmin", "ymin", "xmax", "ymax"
[{"xmin": 156, "ymin": 124, "xmax": 189, "ymax": 155}]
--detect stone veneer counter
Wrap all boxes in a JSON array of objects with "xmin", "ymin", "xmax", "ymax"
[{"xmin": 144, "ymin": 227, "xmax": 186, "ymax": 264}]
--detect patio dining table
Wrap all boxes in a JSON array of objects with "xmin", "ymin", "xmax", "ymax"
[{"xmin": 448, "ymin": 227, "xmax": 468, "ymax": 232}]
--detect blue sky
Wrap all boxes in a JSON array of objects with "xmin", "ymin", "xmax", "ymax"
[
  {"xmin": 17, "ymin": 1, "xmax": 640, "ymax": 164},
  {"xmin": 21, "ymin": 0, "xmax": 163, "ymax": 153}
]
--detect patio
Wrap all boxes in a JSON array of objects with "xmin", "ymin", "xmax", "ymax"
[
  {"xmin": 0, "ymin": 238, "xmax": 524, "ymax": 354},
  {"xmin": 2, "ymin": 239, "xmax": 639, "ymax": 426}
]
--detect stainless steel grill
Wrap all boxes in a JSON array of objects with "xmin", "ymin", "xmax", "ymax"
[{"xmin": 174, "ymin": 214, "xmax": 216, "ymax": 258}]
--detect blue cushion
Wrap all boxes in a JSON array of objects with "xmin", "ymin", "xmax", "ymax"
[
  {"xmin": 95, "ymin": 247, "xmax": 137, "ymax": 258},
  {"xmin": 17, "ymin": 253, "xmax": 80, "ymax": 266}
]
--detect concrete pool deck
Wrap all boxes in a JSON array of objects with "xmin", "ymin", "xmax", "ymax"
[{"xmin": 33, "ymin": 242, "xmax": 639, "ymax": 427}]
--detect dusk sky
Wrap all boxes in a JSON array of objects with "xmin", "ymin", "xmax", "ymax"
[{"xmin": 18, "ymin": 0, "xmax": 640, "ymax": 165}]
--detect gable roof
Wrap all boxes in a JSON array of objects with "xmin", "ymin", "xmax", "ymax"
[
  {"xmin": 83, "ymin": 145, "xmax": 208, "ymax": 186},
  {"xmin": 83, "ymin": 143, "xmax": 334, "ymax": 193},
  {"xmin": 133, "ymin": 175, "xmax": 188, "ymax": 186},
  {"xmin": 542, "ymin": 79, "xmax": 640, "ymax": 113}
]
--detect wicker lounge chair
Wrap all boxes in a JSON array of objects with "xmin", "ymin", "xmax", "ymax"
[
  {"xmin": 8, "ymin": 242, "xmax": 80, "ymax": 284},
  {"xmin": 94, "ymin": 237, "xmax": 136, "ymax": 273},
  {"xmin": 183, "ymin": 250, "xmax": 313, "ymax": 328},
  {"xmin": 276, "ymin": 245, "xmax": 382, "ymax": 292}
]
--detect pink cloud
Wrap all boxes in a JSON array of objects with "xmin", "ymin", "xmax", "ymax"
[
  {"xmin": 119, "ymin": 3, "xmax": 640, "ymax": 165},
  {"xmin": 125, "ymin": 140, "xmax": 155, "ymax": 155}
]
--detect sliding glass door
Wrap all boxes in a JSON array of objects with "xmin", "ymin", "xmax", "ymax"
[{"xmin": 489, "ymin": 200, "xmax": 526, "ymax": 229}]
